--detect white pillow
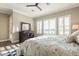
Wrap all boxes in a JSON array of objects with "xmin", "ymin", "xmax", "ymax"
[
  {"xmin": 75, "ymin": 35, "xmax": 79, "ymax": 44},
  {"xmin": 66, "ymin": 30, "xmax": 79, "ymax": 43},
  {"xmin": 71, "ymin": 30, "xmax": 79, "ymax": 36},
  {"xmin": 65, "ymin": 35, "xmax": 75, "ymax": 43}
]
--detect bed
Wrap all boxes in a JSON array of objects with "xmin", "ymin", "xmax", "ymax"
[{"xmin": 16, "ymin": 34, "xmax": 79, "ymax": 56}]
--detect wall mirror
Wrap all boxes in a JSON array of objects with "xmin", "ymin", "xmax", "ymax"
[{"xmin": 21, "ymin": 22, "xmax": 31, "ymax": 31}]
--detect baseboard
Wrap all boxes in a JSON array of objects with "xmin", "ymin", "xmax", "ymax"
[
  {"xmin": 0, "ymin": 39, "xmax": 10, "ymax": 42},
  {"xmin": 11, "ymin": 40, "xmax": 19, "ymax": 43}
]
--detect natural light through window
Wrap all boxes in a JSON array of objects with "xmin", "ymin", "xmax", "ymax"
[
  {"xmin": 58, "ymin": 15, "xmax": 70, "ymax": 35},
  {"xmin": 64, "ymin": 15, "xmax": 70, "ymax": 35},
  {"xmin": 43, "ymin": 18, "xmax": 56, "ymax": 34},
  {"xmin": 36, "ymin": 20, "xmax": 42, "ymax": 34},
  {"xmin": 49, "ymin": 18, "xmax": 56, "ymax": 34},
  {"xmin": 36, "ymin": 14, "xmax": 71, "ymax": 35},
  {"xmin": 43, "ymin": 20, "xmax": 49, "ymax": 34},
  {"xmin": 58, "ymin": 16, "xmax": 64, "ymax": 35}
]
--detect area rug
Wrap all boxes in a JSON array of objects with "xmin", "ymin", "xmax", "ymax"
[{"xmin": 0, "ymin": 44, "xmax": 20, "ymax": 56}]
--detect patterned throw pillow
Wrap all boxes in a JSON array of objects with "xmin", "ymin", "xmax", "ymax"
[
  {"xmin": 71, "ymin": 30, "xmax": 79, "ymax": 36},
  {"xmin": 75, "ymin": 35, "xmax": 79, "ymax": 44},
  {"xmin": 65, "ymin": 35, "xmax": 76, "ymax": 43},
  {"xmin": 65, "ymin": 30, "xmax": 79, "ymax": 43}
]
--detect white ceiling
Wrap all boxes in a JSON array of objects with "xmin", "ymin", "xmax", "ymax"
[{"xmin": 0, "ymin": 3, "xmax": 79, "ymax": 18}]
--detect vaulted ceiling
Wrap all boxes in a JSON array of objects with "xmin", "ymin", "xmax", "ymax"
[{"xmin": 0, "ymin": 3, "xmax": 79, "ymax": 18}]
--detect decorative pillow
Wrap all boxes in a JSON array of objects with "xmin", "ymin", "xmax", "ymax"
[
  {"xmin": 65, "ymin": 30, "xmax": 79, "ymax": 43},
  {"xmin": 71, "ymin": 30, "xmax": 79, "ymax": 36},
  {"xmin": 65, "ymin": 35, "xmax": 75, "ymax": 43},
  {"xmin": 75, "ymin": 35, "xmax": 79, "ymax": 44}
]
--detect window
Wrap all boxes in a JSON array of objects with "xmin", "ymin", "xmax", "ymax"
[
  {"xmin": 43, "ymin": 20, "xmax": 49, "ymax": 34},
  {"xmin": 58, "ymin": 16, "xmax": 64, "ymax": 35},
  {"xmin": 36, "ymin": 14, "xmax": 71, "ymax": 35},
  {"xmin": 49, "ymin": 19, "xmax": 56, "ymax": 34},
  {"xmin": 36, "ymin": 20, "xmax": 42, "ymax": 34},
  {"xmin": 64, "ymin": 15, "xmax": 70, "ymax": 34},
  {"xmin": 43, "ymin": 18, "xmax": 56, "ymax": 34},
  {"xmin": 58, "ymin": 15, "xmax": 70, "ymax": 35}
]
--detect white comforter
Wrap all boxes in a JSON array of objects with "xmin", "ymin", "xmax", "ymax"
[{"xmin": 17, "ymin": 35, "xmax": 79, "ymax": 56}]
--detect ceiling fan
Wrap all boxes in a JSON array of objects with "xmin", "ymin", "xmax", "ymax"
[{"xmin": 26, "ymin": 3, "xmax": 42, "ymax": 11}]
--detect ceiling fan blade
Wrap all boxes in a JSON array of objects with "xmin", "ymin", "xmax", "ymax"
[
  {"xmin": 26, "ymin": 5, "xmax": 35, "ymax": 7},
  {"xmin": 36, "ymin": 6, "xmax": 42, "ymax": 11},
  {"xmin": 35, "ymin": 3, "xmax": 39, "ymax": 6}
]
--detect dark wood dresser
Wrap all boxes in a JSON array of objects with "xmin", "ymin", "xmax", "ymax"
[
  {"xmin": 19, "ymin": 22, "xmax": 34, "ymax": 43},
  {"xmin": 19, "ymin": 30, "xmax": 34, "ymax": 43}
]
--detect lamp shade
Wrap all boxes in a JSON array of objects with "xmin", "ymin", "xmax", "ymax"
[{"xmin": 72, "ymin": 24, "xmax": 79, "ymax": 30}]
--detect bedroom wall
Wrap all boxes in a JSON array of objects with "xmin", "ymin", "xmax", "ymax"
[
  {"xmin": 9, "ymin": 11, "xmax": 34, "ymax": 43},
  {"xmin": 34, "ymin": 6, "xmax": 79, "ymax": 36},
  {"xmin": 0, "ymin": 13, "xmax": 9, "ymax": 42}
]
